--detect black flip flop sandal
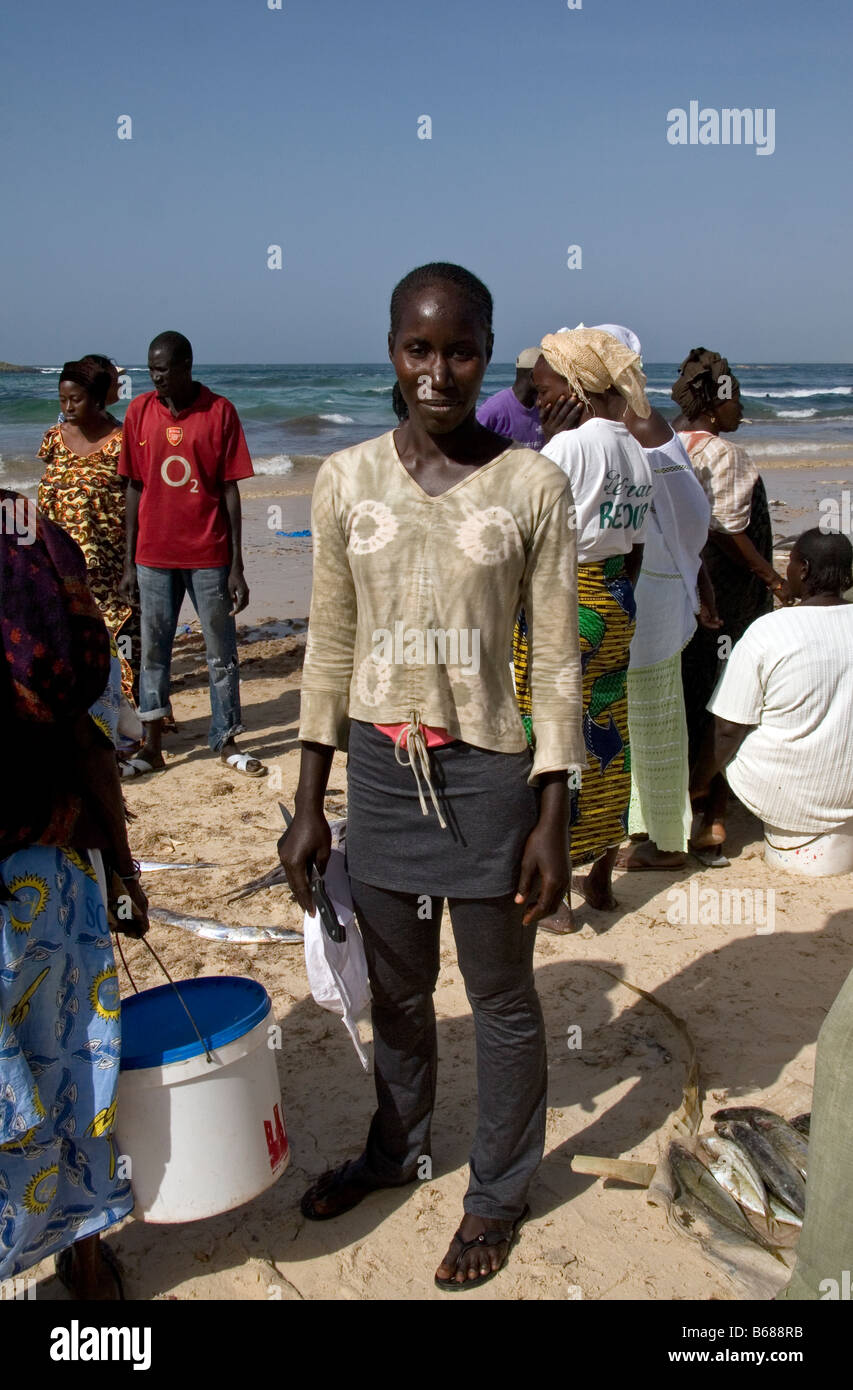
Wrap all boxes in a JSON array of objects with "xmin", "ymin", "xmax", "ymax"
[
  {"xmin": 55, "ymin": 1241, "xmax": 125, "ymax": 1300},
  {"xmin": 435, "ymin": 1204, "xmax": 530, "ymax": 1292}
]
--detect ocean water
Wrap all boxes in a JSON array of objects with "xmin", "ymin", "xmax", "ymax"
[{"xmin": 1, "ymin": 361, "xmax": 851, "ymax": 491}]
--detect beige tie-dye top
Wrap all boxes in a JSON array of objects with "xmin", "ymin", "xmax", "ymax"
[{"xmin": 298, "ymin": 430, "xmax": 585, "ymax": 783}]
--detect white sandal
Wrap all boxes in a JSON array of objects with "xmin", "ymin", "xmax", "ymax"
[
  {"xmin": 120, "ymin": 757, "xmax": 163, "ymax": 779},
  {"xmin": 222, "ymin": 751, "xmax": 267, "ymax": 778}
]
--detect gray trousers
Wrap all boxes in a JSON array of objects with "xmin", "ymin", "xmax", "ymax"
[{"xmin": 350, "ymin": 877, "xmax": 547, "ymax": 1222}]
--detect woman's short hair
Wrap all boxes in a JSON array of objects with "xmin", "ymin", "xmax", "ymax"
[
  {"xmin": 795, "ymin": 527, "xmax": 853, "ymax": 593},
  {"xmin": 389, "ymin": 262, "xmax": 493, "ymax": 341}
]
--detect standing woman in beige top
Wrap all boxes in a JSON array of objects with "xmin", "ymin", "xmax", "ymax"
[
  {"xmin": 672, "ymin": 349, "xmax": 790, "ymax": 856},
  {"xmin": 279, "ymin": 263, "xmax": 584, "ymax": 1291}
]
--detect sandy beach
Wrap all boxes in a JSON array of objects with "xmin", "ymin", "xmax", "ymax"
[{"xmin": 25, "ymin": 459, "xmax": 853, "ymax": 1303}]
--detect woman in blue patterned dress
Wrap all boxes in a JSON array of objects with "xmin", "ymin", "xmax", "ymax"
[{"xmin": 0, "ymin": 490, "xmax": 148, "ymax": 1299}]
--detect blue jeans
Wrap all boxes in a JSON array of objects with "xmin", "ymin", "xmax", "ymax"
[{"xmin": 137, "ymin": 564, "xmax": 243, "ymax": 752}]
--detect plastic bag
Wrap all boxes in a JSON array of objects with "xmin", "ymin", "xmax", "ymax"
[{"xmin": 303, "ymin": 821, "xmax": 371, "ymax": 1069}]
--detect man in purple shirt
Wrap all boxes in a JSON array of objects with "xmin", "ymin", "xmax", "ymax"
[{"xmin": 476, "ymin": 347, "xmax": 544, "ymax": 450}]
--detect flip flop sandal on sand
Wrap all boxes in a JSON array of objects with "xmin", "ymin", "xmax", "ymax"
[
  {"xmin": 120, "ymin": 757, "xmax": 164, "ymax": 779},
  {"xmin": 690, "ymin": 844, "xmax": 731, "ymax": 868},
  {"xmin": 55, "ymin": 1242, "xmax": 125, "ymax": 1300},
  {"xmin": 435, "ymin": 1204, "xmax": 530, "ymax": 1293},
  {"xmin": 222, "ymin": 751, "xmax": 268, "ymax": 778},
  {"xmin": 300, "ymin": 1156, "xmax": 393, "ymax": 1221}
]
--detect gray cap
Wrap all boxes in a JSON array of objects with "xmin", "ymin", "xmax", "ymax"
[{"xmin": 516, "ymin": 347, "xmax": 541, "ymax": 369}]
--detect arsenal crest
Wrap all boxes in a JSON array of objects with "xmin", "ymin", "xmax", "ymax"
[{"xmin": 166, "ymin": 426, "xmax": 183, "ymax": 446}]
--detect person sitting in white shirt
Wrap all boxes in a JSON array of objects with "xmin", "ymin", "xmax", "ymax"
[{"xmin": 690, "ymin": 528, "xmax": 853, "ymax": 863}]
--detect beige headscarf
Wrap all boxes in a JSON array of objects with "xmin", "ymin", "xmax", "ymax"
[{"xmin": 540, "ymin": 327, "xmax": 651, "ymax": 419}]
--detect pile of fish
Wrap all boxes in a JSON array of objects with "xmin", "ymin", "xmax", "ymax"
[{"xmin": 669, "ymin": 1106, "xmax": 810, "ymax": 1253}]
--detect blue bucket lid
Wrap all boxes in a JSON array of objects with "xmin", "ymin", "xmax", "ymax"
[{"xmin": 120, "ymin": 976, "xmax": 271, "ymax": 1070}]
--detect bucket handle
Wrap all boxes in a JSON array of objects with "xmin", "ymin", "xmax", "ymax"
[
  {"xmin": 764, "ymin": 830, "xmax": 825, "ymax": 853},
  {"xmin": 115, "ymin": 932, "xmax": 216, "ymax": 1066}
]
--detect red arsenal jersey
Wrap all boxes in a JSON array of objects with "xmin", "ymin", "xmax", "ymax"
[{"xmin": 118, "ymin": 384, "xmax": 254, "ymax": 568}]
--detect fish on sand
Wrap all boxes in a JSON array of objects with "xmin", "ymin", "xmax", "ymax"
[
  {"xmin": 699, "ymin": 1135, "xmax": 769, "ymax": 1219},
  {"xmin": 767, "ymin": 1194, "xmax": 803, "ymax": 1229},
  {"xmin": 669, "ymin": 1143, "xmax": 778, "ymax": 1252},
  {"xmin": 149, "ymin": 907, "xmax": 303, "ymax": 944},
  {"xmin": 139, "ymin": 860, "xmax": 219, "ymax": 872},
  {"xmin": 714, "ymin": 1119, "xmax": 806, "ymax": 1218},
  {"xmin": 752, "ymin": 1115, "xmax": 808, "ymax": 1181}
]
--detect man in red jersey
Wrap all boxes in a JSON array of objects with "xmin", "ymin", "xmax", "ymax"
[{"xmin": 118, "ymin": 331, "xmax": 266, "ymax": 777}]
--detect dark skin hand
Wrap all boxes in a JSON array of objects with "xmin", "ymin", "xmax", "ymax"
[
  {"xmin": 532, "ymin": 356, "xmax": 584, "ymax": 442},
  {"xmin": 223, "ymin": 480, "xmax": 249, "ymax": 614},
  {"xmin": 280, "ymin": 285, "xmax": 575, "ymax": 1279},
  {"xmin": 119, "ymin": 480, "xmax": 142, "ymax": 603},
  {"xmin": 70, "ymin": 713, "xmax": 149, "ymax": 938},
  {"xmin": 697, "ymin": 562, "xmax": 722, "ymax": 629}
]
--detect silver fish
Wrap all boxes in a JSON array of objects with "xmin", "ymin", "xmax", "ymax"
[
  {"xmin": 139, "ymin": 861, "xmax": 219, "ymax": 872},
  {"xmin": 768, "ymin": 1194, "xmax": 803, "ymax": 1229},
  {"xmin": 715, "ymin": 1120, "xmax": 806, "ymax": 1218},
  {"xmin": 753, "ymin": 1115, "xmax": 809, "ymax": 1180},
  {"xmin": 149, "ymin": 908, "xmax": 302, "ymax": 943},
  {"xmin": 699, "ymin": 1135, "xmax": 769, "ymax": 1218},
  {"xmin": 669, "ymin": 1143, "xmax": 776, "ymax": 1252}
]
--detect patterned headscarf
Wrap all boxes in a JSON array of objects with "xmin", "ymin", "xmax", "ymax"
[
  {"xmin": 540, "ymin": 328, "xmax": 651, "ymax": 419},
  {"xmin": 0, "ymin": 491, "xmax": 111, "ymax": 858},
  {"xmin": 671, "ymin": 348, "xmax": 739, "ymax": 422},
  {"xmin": 60, "ymin": 359, "xmax": 111, "ymax": 409}
]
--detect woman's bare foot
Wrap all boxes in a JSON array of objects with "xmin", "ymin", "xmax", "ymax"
[
  {"xmin": 572, "ymin": 872, "xmax": 618, "ymax": 910},
  {"xmin": 616, "ymin": 841, "xmax": 687, "ymax": 871},
  {"xmin": 536, "ymin": 899, "xmax": 576, "ymax": 934},
  {"xmin": 573, "ymin": 845, "xmax": 620, "ymax": 910},
  {"xmin": 435, "ymin": 1212, "xmax": 522, "ymax": 1287}
]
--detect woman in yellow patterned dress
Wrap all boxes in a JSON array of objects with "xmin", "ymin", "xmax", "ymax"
[
  {"xmin": 37, "ymin": 360, "xmax": 137, "ymax": 699},
  {"xmin": 514, "ymin": 330, "xmax": 655, "ymax": 931}
]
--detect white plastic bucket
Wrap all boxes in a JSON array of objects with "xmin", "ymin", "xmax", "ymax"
[
  {"xmin": 116, "ymin": 976, "xmax": 289, "ymax": 1223},
  {"xmin": 763, "ymin": 820, "xmax": 853, "ymax": 877}
]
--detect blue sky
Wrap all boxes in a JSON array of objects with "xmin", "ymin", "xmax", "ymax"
[{"xmin": 2, "ymin": 0, "xmax": 851, "ymax": 363}]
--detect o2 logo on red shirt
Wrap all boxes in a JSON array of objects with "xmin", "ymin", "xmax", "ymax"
[{"xmin": 161, "ymin": 455, "xmax": 199, "ymax": 492}]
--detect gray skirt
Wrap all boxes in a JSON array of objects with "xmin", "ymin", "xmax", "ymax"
[{"xmin": 345, "ymin": 720, "xmax": 539, "ymax": 898}]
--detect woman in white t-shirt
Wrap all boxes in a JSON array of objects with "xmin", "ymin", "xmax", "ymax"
[
  {"xmin": 513, "ymin": 328, "xmax": 655, "ymax": 930},
  {"xmin": 691, "ymin": 528, "xmax": 853, "ymax": 849}
]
